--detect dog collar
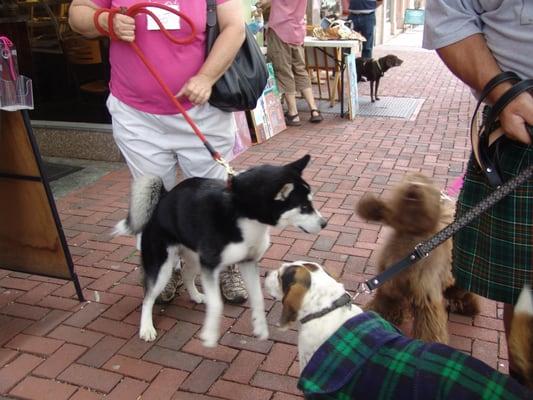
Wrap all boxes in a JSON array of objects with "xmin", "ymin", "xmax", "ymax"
[{"xmin": 299, "ymin": 292, "xmax": 352, "ymax": 324}]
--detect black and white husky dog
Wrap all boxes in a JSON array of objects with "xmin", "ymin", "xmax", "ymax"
[{"xmin": 115, "ymin": 155, "xmax": 327, "ymax": 347}]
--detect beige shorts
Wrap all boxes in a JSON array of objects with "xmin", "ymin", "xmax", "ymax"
[
  {"xmin": 107, "ymin": 94, "xmax": 236, "ymax": 190},
  {"xmin": 267, "ymin": 29, "xmax": 311, "ymax": 96}
]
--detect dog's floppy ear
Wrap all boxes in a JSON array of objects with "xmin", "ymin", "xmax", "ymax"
[
  {"xmin": 275, "ymin": 183, "xmax": 294, "ymax": 201},
  {"xmin": 279, "ymin": 265, "xmax": 311, "ymax": 329},
  {"xmin": 356, "ymin": 193, "xmax": 390, "ymax": 223},
  {"xmin": 286, "ymin": 154, "xmax": 310, "ymax": 174}
]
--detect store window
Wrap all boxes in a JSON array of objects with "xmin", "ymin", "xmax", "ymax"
[{"xmin": 1, "ymin": 0, "xmax": 111, "ymax": 124}]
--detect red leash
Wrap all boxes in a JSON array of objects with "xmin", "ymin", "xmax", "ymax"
[{"xmin": 93, "ymin": 3, "xmax": 235, "ymax": 176}]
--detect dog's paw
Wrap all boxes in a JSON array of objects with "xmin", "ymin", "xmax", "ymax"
[
  {"xmin": 254, "ymin": 324, "xmax": 269, "ymax": 340},
  {"xmin": 199, "ymin": 328, "xmax": 219, "ymax": 348},
  {"xmin": 139, "ymin": 325, "xmax": 157, "ymax": 342},
  {"xmin": 252, "ymin": 315, "xmax": 269, "ymax": 340},
  {"xmin": 190, "ymin": 293, "xmax": 205, "ymax": 304},
  {"xmin": 375, "ymin": 97, "xmax": 380, "ymax": 101}
]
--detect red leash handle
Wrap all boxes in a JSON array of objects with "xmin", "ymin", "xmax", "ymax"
[{"xmin": 93, "ymin": 3, "xmax": 226, "ymax": 165}]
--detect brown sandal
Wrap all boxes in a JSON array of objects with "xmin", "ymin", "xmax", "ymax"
[
  {"xmin": 309, "ymin": 109, "xmax": 323, "ymax": 123},
  {"xmin": 285, "ymin": 113, "xmax": 302, "ymax": 126}
]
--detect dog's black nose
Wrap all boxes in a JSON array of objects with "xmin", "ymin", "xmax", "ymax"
[{"xmin": 320, "ymin": 218, "xmax": 327, "ymax": 229}]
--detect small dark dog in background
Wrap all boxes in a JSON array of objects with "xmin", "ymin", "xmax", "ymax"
[{"xmin": 356, "ymin": 54, "xmax": 403, "ymax": 102}]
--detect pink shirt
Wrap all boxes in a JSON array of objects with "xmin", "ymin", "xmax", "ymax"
[
  {"xmin": 268, "ymin": 0, "xmax": 307, "ymax": 46},
  {"xmin": 91, "ymin": 0, "xmax": 227, "ymax": 114}
]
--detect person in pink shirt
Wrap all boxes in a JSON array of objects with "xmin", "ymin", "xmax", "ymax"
[
  {"xmin": 68, "ymin": 0, "xmax": 249, "ymax": 304},
  {"xmin": 258, "ymin": 0, "xmax": 323, "ymax": 125}
]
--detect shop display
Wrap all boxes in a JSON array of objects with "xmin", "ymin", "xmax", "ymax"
[
  {"xmin": 311, "ymin": 18, "xmax": 367, "ymax": 41},
  {"xmin": 0, "ymin": 35, "xmax": 33, "ymax": 111},
  {"xmin": 232, "ymin": 110, "xmax": 252, "ymax": 157},
  {"xmin": 248, "ymin": 62, "xmax": 286, "ymax": 143}
]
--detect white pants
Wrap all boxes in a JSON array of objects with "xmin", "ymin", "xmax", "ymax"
[{"xmin": 107, "ymin": 94, "xmax": 236, "ymax": 190}]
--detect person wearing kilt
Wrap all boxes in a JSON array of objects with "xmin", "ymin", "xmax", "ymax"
[{"xmin": 423, "ymin": 0, "xmax": 533, "ymax": 384}]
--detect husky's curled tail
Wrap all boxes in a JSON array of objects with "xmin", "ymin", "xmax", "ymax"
[{"xmin": 114, "ymin": 175, "xmax": 164, "ymax": 235}]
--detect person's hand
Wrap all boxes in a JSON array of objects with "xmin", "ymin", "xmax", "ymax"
[
  {"xmin": 176, "ymin": 74, "xmax": 214, "ymax": 105},
  {"xmin": 98, "ymin": 12, "xmax": 135, "ymax": 42},
  {"xmin": 499, "ymin": 91, "xmax": 533, "ymax": 145},
  {"xmin": 113, "ymin": 13, "xmax": 135, "ymax": 42}
]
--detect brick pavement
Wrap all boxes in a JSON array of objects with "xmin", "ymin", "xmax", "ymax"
[{"xmin": 0, "ymin": 41, "xmax": 511, "ymax": 399}]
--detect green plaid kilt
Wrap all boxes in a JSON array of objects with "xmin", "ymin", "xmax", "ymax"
[
  {"xmin": 454, "ymin": 140, "xmax": 533, "ymax": 304},
  {"xmin": 298, "ymin": 312, "xmax": 530, "ymax": 400}
]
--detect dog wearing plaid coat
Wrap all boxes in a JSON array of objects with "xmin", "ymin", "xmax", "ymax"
[
  {"xmin": 265, "ymin": 261, "xmax": 532, "ymax": 398},
  {"xmin": 356, "ymin": 173, "xmax": 479, "ymax": 343}
]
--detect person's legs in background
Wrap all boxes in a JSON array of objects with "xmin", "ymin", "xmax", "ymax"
[
  {"xmin": 349, "ymin": 13, "xmax": 376, "ymax": 59},
  {"xmin": 292, "ymin": 45, "xmax": 323, "ymax": 123},
  {"xmin": 267, "ymin": 29, "xmax": 301, "ymax": 125}
]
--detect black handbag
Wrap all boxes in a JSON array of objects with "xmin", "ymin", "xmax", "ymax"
[{"xmin": 206, "ymin": 0, "xmax": 268, "ymax": 112}]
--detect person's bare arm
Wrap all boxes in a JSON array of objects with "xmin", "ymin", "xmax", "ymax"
[
  {"xmin": 177, "ymin": 0, "xmax": 245, "ymax": 105},
  {"xmin": 69, "ymin": 0, "xmax": 135, "ymax": 42},
  {"xmin": 437, "ymin": 33, "xmax": 533, "ymax": 144}
]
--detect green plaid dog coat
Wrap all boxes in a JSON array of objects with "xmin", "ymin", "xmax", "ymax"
[
  {"xmin": 454, "ymin": 141, "xmax": 533, "ymax": 304},
  {"xmin": 298, "ymin": 312, "xmax": 530, "ymax": 399}
]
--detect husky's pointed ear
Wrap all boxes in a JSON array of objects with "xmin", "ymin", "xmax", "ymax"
[
  {"xmin": 287, "ymin": 154, "xmax": 311, "ymax": 174},
  {"xmin": 279, "ymin": 265, "xmax": 311, "ymax": 330},
  {"xmin": 275, "ymin": 183, "xmax": 294, "ymax": 201}
]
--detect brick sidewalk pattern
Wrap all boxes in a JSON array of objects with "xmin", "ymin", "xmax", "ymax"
[{"xmin": 1, "ymin": 45, "xmax": 511, "ymax": 399}]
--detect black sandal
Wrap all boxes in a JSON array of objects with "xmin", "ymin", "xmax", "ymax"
[
  {"xmin": 309, "ymin": 109, "xmax": 323, "ymax": 123},
  {"xmin": 285, "ymin": 113, "xmax": 302, "ymax": 126}
]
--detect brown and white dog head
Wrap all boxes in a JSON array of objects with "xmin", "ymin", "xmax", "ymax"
[{"xmin": 265, "ymin": 261, "xmax": 359, "ymax": 330}]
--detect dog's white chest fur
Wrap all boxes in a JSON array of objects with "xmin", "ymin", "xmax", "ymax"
[{"xmin": 220, "ymin": 218, "xmax": 270, "ymax": 266}]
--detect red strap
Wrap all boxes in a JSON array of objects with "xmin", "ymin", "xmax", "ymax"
[{"xmin": 93, "ymin": 3, "xmax": 222, "ymax": 162}]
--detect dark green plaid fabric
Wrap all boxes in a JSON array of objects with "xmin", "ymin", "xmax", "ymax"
[
  {"xmin": 454, "ymin": 140, "xmax": 533, "ymax": 304},
  {"xmin": 298, "ymin": 312, "xmax": 530, "ymax": 400}
]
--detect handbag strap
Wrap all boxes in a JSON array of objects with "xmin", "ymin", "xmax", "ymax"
[
  {"xmin": 205, "ymin": 0, "xmax": 218, "ymax": 53},
  {"xmin": 206, "ymin": 0, "xmax": 216, "ymax": 28}
]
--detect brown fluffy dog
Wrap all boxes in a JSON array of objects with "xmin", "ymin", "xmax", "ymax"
[{"xmin": 356, "ymin": 173, "xmax": 479, "ymax": 343}]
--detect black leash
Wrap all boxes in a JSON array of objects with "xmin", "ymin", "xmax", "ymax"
[
  {"xmin": 354, "ymin": 72, "xmax": 533, "ymax": 298},
  {"xmin": 300, "ymin": 292, "xmax": 352, "ymax": 324}
]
